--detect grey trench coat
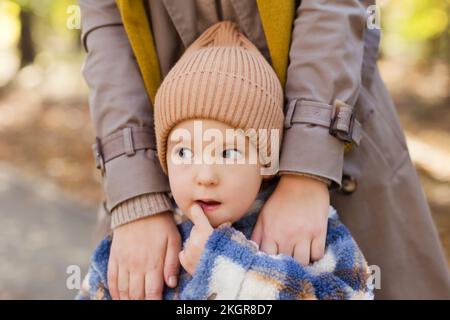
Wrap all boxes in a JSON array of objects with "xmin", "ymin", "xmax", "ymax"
[{"xmin": 78, "ymin": 0, "xmax": 450, "ymax": 299}]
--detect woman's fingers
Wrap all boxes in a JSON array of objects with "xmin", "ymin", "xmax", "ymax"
[
  {"xmin": 164, "ymin": 235, "xmax": 181, "ymax": 288},
  {"xmin": 144, "ymin": 269, "xmax": 164, "ymax": 300},
  {"xmin": 278, "ymin": 241, "xmax": 294, "ymax": 257},
  {"xmin": 129, "ymin": 272, "xmax": 145, "ymax": 300},
  {"xmin": 250, "ymin": 219, "xmax": 263, "ymax": 246},
  {"xmin": 311, "ymin": 234, "xmax": 326, "ymax": 262},
  {"xmin": 107, "ymin": 258, "xmax": 119, "ymax": 300},
  {"xmin": 293, "ymin": 240, "xmax": 311, "ymax": 266},
  {"xmin": 117, "ymin": 267, "xmax": 129, "ymax": 300},
  {"xmin": 260, "ymin": 238, "xmax": 278, "ymax": 255}
]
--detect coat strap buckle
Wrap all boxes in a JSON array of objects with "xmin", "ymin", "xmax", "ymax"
[
  {"xmin": 329, "ymin": 100, "xmax": 362, "ymax": 146},
  {"xmin": 284, "ymin": 99, "xmax": 362, "ymax": 146},
  {"xmin": 92, "ymin": 137, "xmax": 105, "ymax": 175},
  {"xmin": 91, "ymin": 127, "xmax": 156, "ymax": 175},
  {"xmin": 123, "ymin": 128, "xmax": 136, "ymax": 156}
]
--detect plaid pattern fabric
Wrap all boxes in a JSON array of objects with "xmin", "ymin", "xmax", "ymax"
[{"xmin": 76, "ymin": 181, "xmax": 373, "ymax": 300}]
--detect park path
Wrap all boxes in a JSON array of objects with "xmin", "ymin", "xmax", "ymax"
[{"xmin": 0, "ymin": 162, "xmax": 97, "ymax": 299}]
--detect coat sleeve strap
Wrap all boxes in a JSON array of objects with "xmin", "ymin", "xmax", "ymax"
[{"xmin": 284, "ymin": 99, "xmax": 362, "ymax": 147}]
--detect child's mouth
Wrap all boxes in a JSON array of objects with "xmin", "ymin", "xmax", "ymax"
[{"xmin": 195, "ymin": 199, "xmax": 222, "ymax": 212}]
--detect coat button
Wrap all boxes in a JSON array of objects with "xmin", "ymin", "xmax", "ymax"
[{"xmin": 341, "ymin": 174, "xmax": 357, "ymax": 194}]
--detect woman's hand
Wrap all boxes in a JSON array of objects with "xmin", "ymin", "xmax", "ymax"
[
  {"xmin": 179, "ymin": 204, "xmax": 214, "ymax": 275},
  {"xmin": 251, "ymin": 174, "xmax": 329, "ymax": 265},
  {"xmin": 107, "ymin": 211, "xmax": 182, "ymax": 300}
]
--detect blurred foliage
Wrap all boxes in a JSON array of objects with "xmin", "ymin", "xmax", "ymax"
[
  {"xmin": 0, "ymin": 0, "xmax": 448, "ymax": 71},
  {"xmin": 0, "ymin": 0, "xmax": 81, "ymax": 85},
  {"xmin": 381, "ymin": 0, "xmax": 450, "ymax": 61},
  {"xmin": 0, "ymin": 1, "xmax": 20, "ymax": 48},
  {"xmin": 10, "ymin": 0, "xmax": 78, "ymax": 28}
]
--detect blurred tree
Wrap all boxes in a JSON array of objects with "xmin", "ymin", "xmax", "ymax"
[
  {"xmin": 381, "ymin": 0, "xmax": 450, "ymax": 62},
  {"xmin": 7, "ymin": 0, "xmax": 80, "ymax": 67},
  {"xmin": 18, "ymin": 7, "xmax": 35, "ymax": 67}
]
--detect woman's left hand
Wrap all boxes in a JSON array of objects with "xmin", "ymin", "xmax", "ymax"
[
  {"xmin": 251, "ymin": 174, "xmax": 330, "ymax": 265},
  {"xmin": 179, "ymin": 203, "xmax": 214, "ymax": 275}
]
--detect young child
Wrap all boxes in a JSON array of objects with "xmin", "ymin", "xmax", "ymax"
[{"xmin": 77, "ymin": 22, "xmax": 373, "ymax": 300}]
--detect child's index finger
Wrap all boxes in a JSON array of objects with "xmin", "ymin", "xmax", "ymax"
[{"xmin": 190, "ymin": 203, "xmax": 212, "ymax": 231}]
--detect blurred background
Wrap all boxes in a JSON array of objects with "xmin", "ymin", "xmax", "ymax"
[{"xmin": 0, "ymin": 0, "xmax": 448, "ymax": 299}]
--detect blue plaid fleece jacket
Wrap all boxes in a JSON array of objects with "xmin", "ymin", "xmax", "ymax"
[{"xmin": 77, "ymin": 182, "xmax": 373, "ymax": 300}]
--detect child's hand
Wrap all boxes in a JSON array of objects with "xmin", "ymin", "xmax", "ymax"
[
  {"xmin": 251, "ymin": 174, "xmax": 329, "ymax": 265},
  {"xmin": 179, "ymin": 203, "xmax": 214, "ymax": 275},
  {"xmin": 108, "ymin": 211, "xmax": 182, "ymax": 300}
]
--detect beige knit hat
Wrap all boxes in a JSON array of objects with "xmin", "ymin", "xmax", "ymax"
[{"xmin": 154, "ymin": 21, "xmax": 284, "ymax": 175}]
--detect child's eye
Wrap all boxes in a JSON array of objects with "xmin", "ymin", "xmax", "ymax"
[
  {"xmin": 176, "ymin": 147, "xmax": 193, "ymax": 159},
  {"xmin": 222, "ymin": 148, "xmax": 242, "ymax": 159}
]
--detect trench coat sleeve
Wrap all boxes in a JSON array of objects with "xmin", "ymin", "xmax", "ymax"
[
  {"xmin": 279, "ymin": 0, "xmax": 367, "ymax": 188},
  {"xmin": 79, "ymin": 0, "xmax": 173, "ymax": 221}
]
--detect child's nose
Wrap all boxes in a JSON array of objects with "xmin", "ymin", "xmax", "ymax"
[{"xmin": 195, "ymin": 165, "xmax": 219, "ymax": 187}]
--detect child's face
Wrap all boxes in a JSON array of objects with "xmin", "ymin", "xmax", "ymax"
[{"xmin": 166, "ymin": 119, "xmax": 263, "ymax": 227}]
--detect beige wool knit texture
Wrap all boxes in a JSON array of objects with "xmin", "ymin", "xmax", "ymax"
[{"xmin": 154, "ymin": 21, "xmax": 285, "ymax": 175}]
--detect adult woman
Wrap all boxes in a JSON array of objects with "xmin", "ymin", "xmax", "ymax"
[{"xmin": 78, "ymin": 0, "xmax": 450, "ymax": 299}]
